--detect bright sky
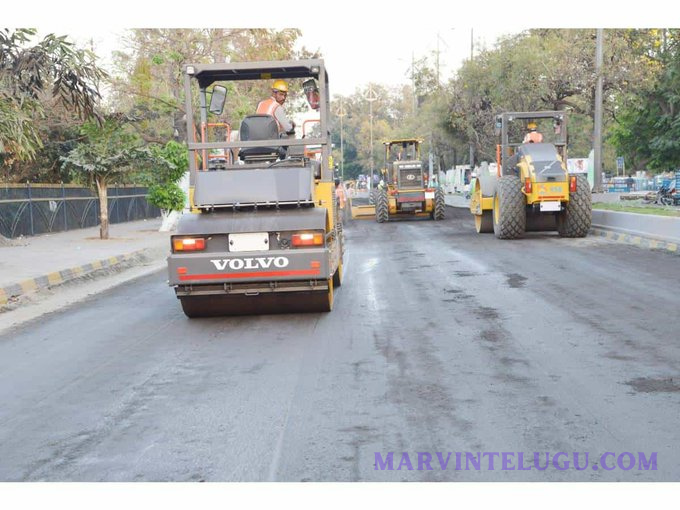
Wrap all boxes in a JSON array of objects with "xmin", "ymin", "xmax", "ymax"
[
  {"xmin": 60, "ymin": 26, "xmax": 509, "ymax": 98},
  {"xmin": 296, "ymin": 26, "xmax": 510, "ymax": 96},
  {"xmin": 7, "ymin": 0, "xmax": 667, "ymax": 99}
]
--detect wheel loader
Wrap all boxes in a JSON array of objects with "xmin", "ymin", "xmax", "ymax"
[
  {"xmin": 167, "ymin": 60, "xmax": 343, "ymax": 317},
  {"xmin": 374, "ymin": 139, "xmax": 445, "ymax": 222},
  {"xmin": 469, "ymin": 111, "xmax": 591, "ymax": 239}
]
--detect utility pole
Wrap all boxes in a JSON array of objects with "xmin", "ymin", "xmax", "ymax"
[
  {"xmin": 593, "ymin": 28, "xmax": 604, "ymax": 193},
  {"xmin": 434, "ymin": 32, "xmax": 448, "ymax": 89},
  {"xmin": 436, "ymin": 33, "xmax": 440, "ymax": 86},
  {"xmin": 469, "ymin": 27, "xmax": 475, "ymax": 171},
  {"xmin": 470, "ymin": 28, "xmax": 474, "ymax": 61},
  {"xmin": 411, "ymin": 51, "xmax": 417, "ymax": 112},
  {"xmin": 335, "ymin": 98, "xmax": 346, "ymax": 181},
  {"xmin": 363, "ymin": 84, "xmax": 379, "ymax": 191}
]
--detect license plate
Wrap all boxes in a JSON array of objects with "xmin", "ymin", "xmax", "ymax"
[
  {"xmin": 229, "ymin": 232, "xmax": 269, "ymax": 252},
  {"xmin": 424, "ymin": 192, "xmax": 435, "ymax": 199},
  {"xmin": 539, "ymin": 201, "xmax": 561, "ymax": 212}
]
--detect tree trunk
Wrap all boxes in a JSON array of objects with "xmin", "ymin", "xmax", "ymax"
[
  {"xmin": 96, "ymin": 177, "xmax": 109, "ymax": 240},
  {"xmin": 159, "ymin": 209, "xmax": 181, "ymax": 232}
]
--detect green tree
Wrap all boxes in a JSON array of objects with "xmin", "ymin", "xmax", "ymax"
[
  {"xmin": 609, "ymin": 29, "xmax": 680, "ymax": 172},
  {"xmin": 145, "ymin": 140, "xmax": 189, "ymax": 226},
  {"xmin": 0, "ymin": 29, "xmax": 106, "ymax": 177},
  {"xmin": 109, "ymin": 29, "xmax": 307, "ymax": 144},
  {"xmin": 446, "ymin": 29, "xmax": 660, "ymax": 168},
  {"xmin": 61, "ymin": 117, "xmax": 152, "ymax": 239}
]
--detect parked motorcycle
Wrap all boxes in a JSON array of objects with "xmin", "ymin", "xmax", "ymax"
[{"xmin": 655, "ymin": 182, "xmax": 677, "ymax": 206}]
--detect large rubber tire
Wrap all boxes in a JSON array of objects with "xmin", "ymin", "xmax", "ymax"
[
  {"xmin": 332, "ymin": 259, "xmax": 343, "ymax": 288},
  {"xmin": 557, "ymin": 175, "xmax": 592, "ymax": 238},
  {"xmin": 369, "ymin": 189, "xmax": 377, "ymax": 205},
  {"xmin": 474, "ymin": 210, "xmax": 493, "ymax": 233},
  {"xmin": 375, "ymin": 189, "xmax": 389, "ymax": 223},
  {"xmin": 432, "ymin": 188, "xmax": 446, "ymax": 220},
  {"xmin": 493, "ymin": 175, "xmax": 526, "ymax": 239}
]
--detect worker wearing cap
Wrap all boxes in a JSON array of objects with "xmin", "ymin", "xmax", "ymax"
[
  {"xmin": 256, "ymin": 80, "xmax": 296, "ymax": 136},
  {"xmin": 523, "ymin": 122, "xmax": 544, "ymax": 143}
]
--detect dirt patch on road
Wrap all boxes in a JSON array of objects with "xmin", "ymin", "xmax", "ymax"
[
  {"xmin": 480, "ymin": 329, "xmax": 501, "ymax": 343},
  {"xmin": 505, "ymin": 273, "xmax": 528, "ymax": 289},
  {"xmin": 626, "ymin": 377, "xmax": 680, "ymax": 393},
  {"xmin": 474, "ymin": 306, "xmax": 500, "ymax": 321},
  {"xmin": 454, "ymin": 271, "xmax": 477, "ymax": 277}
]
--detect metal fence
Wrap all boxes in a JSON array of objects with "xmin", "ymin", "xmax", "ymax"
[
  {"xmin": 0, "ymin": 183, "xmax": 160, "ymax": 239},
  {"xmin": 603, "ymin": 173, "xmax": 680, "ymax": 193}
]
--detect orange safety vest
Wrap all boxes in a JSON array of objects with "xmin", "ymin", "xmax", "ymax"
[
  {"xmin": 256, "ymin": 97, "xmax": 283, "ymax": 131},
  {"xmin": 524, "ymin": 131, "xmax": 543, "ymax": 143}
]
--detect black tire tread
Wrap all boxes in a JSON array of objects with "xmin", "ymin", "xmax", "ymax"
[
  {"xmin": 433, "ymin": 188, "xmax": 445, "ymax": 220},
  {"xmin": 493, "ymin": 175, "xmax": 526, "ymax": 239},
  {"xmin": 557, "ymin": 175, "xmax": 592, "ymax": 238},
  {"xmin": 376, "ymin": 189, "xmax": 389, "ymax": 223}
]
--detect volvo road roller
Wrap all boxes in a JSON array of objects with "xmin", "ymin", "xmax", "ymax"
[{"xmin": 167, "ymin": 60, "xmax": 343, "ymax": 317}]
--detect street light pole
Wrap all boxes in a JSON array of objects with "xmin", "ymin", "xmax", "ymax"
[
  {"xmin": 364, "ymin": 84, "xmax": 379, "ymax": 191},
  {"xmin": 399, "ymin": 54, "xmax": 417, "ymax": 112}
]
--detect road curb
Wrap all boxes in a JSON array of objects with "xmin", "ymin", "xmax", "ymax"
[
  {"xmin": 590, "ymin": 227, "xmax": 679, "ymax": 255},
  {"xmin": 592, "ymin": 209, "xmax": 680, "ymax": 244},
  {"xmin": 0, "ymin": 249, "xmax": 152, "ymax": 306}
]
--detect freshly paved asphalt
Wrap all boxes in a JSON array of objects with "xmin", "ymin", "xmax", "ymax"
[{"xmin": 1, "ymin": 207, "xmax": 678, "ymax": 481}]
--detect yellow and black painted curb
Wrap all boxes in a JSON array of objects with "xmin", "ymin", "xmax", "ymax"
[
  {"xmin": 590, "ymin": 228, "xmax": 679, "ymax": 255},
  {"xmin": 0, "ymin": 250, "xmax": 149, "ymax": 306}
]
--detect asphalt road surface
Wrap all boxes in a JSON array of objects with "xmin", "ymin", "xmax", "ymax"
[{"xmin": 1, "ymin": 206, "xmax": 679, "ymax": 481}]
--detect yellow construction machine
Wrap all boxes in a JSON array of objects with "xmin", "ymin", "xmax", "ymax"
[
  {"xmin": 374, "ymin": 138, "xmax": 445, "ymax": 222},
  {"xmin": 168, "ymin": 59, "xmax": 343, "ymax": 317},
  {"xmin": 470, "ymin": 111, "xmax": 591, "ymax": 239}
]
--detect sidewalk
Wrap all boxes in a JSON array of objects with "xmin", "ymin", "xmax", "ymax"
[{"xmin": 0, "ymin": 219, "xmax": 169, "ymax": 306}]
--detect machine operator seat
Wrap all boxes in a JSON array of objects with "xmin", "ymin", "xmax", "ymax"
[{"xmin": 238, "ymin": 115, "xmax": 287, "ymax": 163}]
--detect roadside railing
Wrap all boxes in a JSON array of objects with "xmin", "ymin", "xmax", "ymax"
[{"xmin": 0, "ymin": 183, "xmax": 160, "ymax": 239}]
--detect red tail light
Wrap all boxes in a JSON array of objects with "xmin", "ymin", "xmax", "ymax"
[
  {"xmin": 524, "ymin": 177, "xmax": 532, "ymax": 194},
  {"xmin": 291, "ymin": 232, "xmax": 324, "ymax": 247},
  {"xmin": 173, "ymin": 238, "xmax": 206, "ymax": 252},
  {"xmin": 569, "ymin": 176, "xmax": 577, "ymax": 193}
]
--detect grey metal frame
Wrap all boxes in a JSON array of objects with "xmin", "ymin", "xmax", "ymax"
[
  {"xmin": 383, "ymin": 139, "xmax": 423, "ymax": 188},
  {"xmin": 183, "ymin": 59, "xmax": 332, "ymax": 185},
  {"xmin": 496, "ymin": 111, "xmax": 568, "ymax": 176}
]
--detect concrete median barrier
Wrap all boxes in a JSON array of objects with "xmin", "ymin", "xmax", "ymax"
[{"xmin": 591, "ymin": 209, "xmax": 680, "ymax": 244}]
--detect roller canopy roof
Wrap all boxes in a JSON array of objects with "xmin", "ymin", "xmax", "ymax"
[
  {"xmin": 517, "ymin": 143, "xmax": 560, "ymax": 161},
  {"xmin": 185, "ymin": 59, "xmax": 328, "ymax": 88}
]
